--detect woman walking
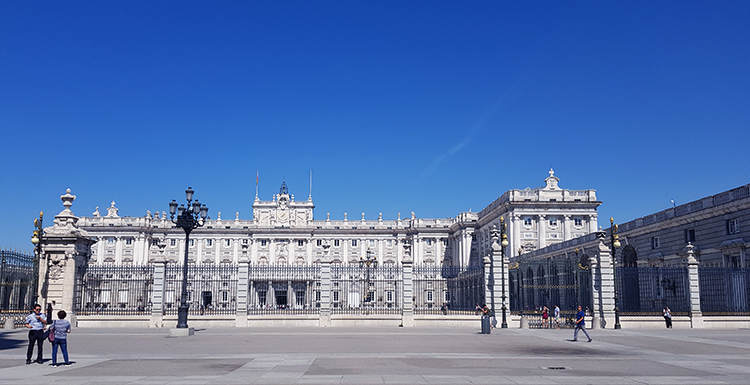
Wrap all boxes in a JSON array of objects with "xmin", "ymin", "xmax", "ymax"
[{"xmin": 50, "ymin": 310, "xmax": 72, "ymax": 367}]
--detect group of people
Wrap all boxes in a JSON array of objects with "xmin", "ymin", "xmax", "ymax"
[
  {"xmin": 25, "ymin": 304, "xmax": 72, "ymax": 366},
  {"xmin": 540, "ymin": 305, "xmax": 564, "ymax": 329}
]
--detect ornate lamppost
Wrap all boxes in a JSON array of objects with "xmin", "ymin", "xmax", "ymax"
[
  {"xmin": 610, "ymin": 217, "xmax": 622, "ymax": 329},
  {"xmin": 168, "ymin": 187, "xmax": 208, "ymax": 329},
  {"xmin": 30, "ymin": 211, "xmax": 44, "ymax": 305},
  {"xmin": 499, "ymin": 217, "xmax": 509, "ymax": 328},
  {"xmin": 359, "ymin": 248, "xmax": 377, "ymax": 304}
]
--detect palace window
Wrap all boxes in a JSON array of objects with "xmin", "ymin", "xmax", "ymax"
[
  {"xmin": 298, "ymin": 240, "xmax": 305, "ymax": 247},
  {"xmin": 189, "ymin": 239, "xmax": 195, "ymax": 247},
  {"xmin": 369, "ymin": 239, "xmax": 375, "ymax": 247},
  {"xmin": 260, "ymin": 240, "xmax": 267, "ymax": 247},
  {"xmin": 651, "ymin": 237, "xmax": 660, "ymax": 249},
  {"xmin": 523, "ymin": 217, "xmax": 533, "ymax": 227},
  {"xmin": 334, "ymin": 240, "xmax": 340, "ymax": 247},
  {"xmin": 316, "ymin": 240, "xmax": 322, "ymax": 247},
  {"xmin": 107, "ymin": 238, "xmax": 115, "ymax": 246},
  {"xmin": 386, "ymin": 240, "xmax": 393, "ymax": 248},
  {"xmin": 224, "ymin": 239, "xmax": 231, "ymax": 247},
  {"xmin": 125, "ymin": 238, "xmax": 133, "ymax": 246},
  {"xmin": 206, "ymin": 239, "xmax": 213, "ymax": 247},
  {"xmin": 426, "ymin": 239, "xmax": 432, "ymax": 246},
  {"xmin": 426, "ymin": 290, "xmax": 434, "ymax": 303},
  {"xmin": 170, "ymin": 239, "xmax": 177, "ymax": 247},
  {"xmin": 574, "ymin": 217, "xmax": 583, "ymax": 227},
  {"xmin": 549, "ymin": 217, "xmax": 558, "ymax": 227},
  {"xmin": 151, "ymin": 239, "xmax": 159, "ymax": 246},
  {"xmin": 728, "ymin": 219, "xmax": 740, "ymax": 235},
  {"xmin": 685, "ymin": 229, "xmax": 696, "ymax": 243},
  {"xmin": 351, "ymin": 240, "xmax": 358, "ymax": 247}
]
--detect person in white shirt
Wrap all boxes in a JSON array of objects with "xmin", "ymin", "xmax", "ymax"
[{"xmin": 25, "ymin": 304, "xmax": 47, "ymax": 364}]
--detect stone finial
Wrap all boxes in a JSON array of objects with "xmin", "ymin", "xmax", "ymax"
[
  {"xmin": 378, "ymin": 213, "xmax": 382, "ymax": 221},
  {"xmin": 344, "ymin": 212, "xmax": 348, "ymax": 221},
  {"xmin": 490, "ymin": 224, "xmax": 500, "ymax": 245},
  {"xmin": 60, "ymin": 188, "xmax": 76, "ymax": 214},
  {"xmin": 92, "ymin": 206, "xmax": 100, "ymax": 217},
  {"xmin": 361, "ymin": 212, "xmax": 366, "ymax": 221},
  {"xmin": 685, "ymin": 242, "xmax": 698, "ymax": 264},
  {"xmin": 105, "ymin": 201, "xmax": 119, "ymax": 218},
  {"xmin": 544, "ymin": 168, "xmax": 560, "ymax": 190},
  {"xmin": 235, "ymin": 212, "xmax": 240, "ymax": 220},
  {"xmin": 397, "ymin": 212, "xmax": 401, "ymax": 220},
  {"xmin": 326, "ymin": 212, "xmax": 330, "ymax": 221}
]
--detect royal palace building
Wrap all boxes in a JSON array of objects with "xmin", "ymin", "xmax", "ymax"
[{"xmin": 79, "ymin": 170, "xmax": 601, "ymax": 267}]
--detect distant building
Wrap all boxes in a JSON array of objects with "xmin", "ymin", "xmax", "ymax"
[{"xmin": 77, "ymin": 170, "xmax": 600, "ymax": 267}]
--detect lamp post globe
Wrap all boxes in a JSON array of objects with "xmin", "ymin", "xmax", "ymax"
[{"xmin": 169, "ymin": 188, "xmax": 208, "ymax": 330}]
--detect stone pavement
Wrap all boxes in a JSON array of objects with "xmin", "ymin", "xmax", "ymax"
[{"xmin": 1, "ymin": 326, "xmax": 750, "ymax": 384}]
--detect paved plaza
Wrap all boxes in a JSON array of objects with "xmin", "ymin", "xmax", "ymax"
[{"xmin": 1, "ymin": 325, "xmax": 750, "ymax": 384}]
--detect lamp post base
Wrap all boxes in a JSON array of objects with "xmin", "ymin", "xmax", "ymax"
[{"xmin": 169, "ymin": 327, "xmax": 195, "ymax": 337}]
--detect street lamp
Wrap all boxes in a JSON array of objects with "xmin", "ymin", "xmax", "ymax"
[
  {"xmin": 610, "ymin": 217, "xmax": 621, "ymax": 330},
  {"xmin": 499, "ymin": 217, "xmax": 509, "ymax": 328},
  {"xmin": 359, "ymin": 248, "xmax": 377, "ymax": 304},
  {"xmin": 168, "ymin": 187, "xmax": 208, "ymax": 329},
  {"xmin": 30, "ymin": 211, "xmax": 44, "ymax": 306}
]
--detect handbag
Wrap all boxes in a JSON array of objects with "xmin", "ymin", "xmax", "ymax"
[{"xmin": 47, "ymin": 321, "xmax": 55, "ymax": 343}]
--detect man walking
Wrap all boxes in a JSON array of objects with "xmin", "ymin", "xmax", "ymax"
[
  {"xmin": 25, "ymin": 304, "xmax": 47, "ymax": 364},
  {"xmin": 572, "ymin": 305, "xmax": 592, "ymax": 342}
]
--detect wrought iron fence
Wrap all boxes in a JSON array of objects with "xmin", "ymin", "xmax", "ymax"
[
  {"xmin": 413, "ymin": 264, "xmax": 484, "ymax": 315},
  {"xmin": 510, "ymin": 257, "xmax": 592, "ymax": 315},
  {"xmin": 525, "ymin": 309, "xmax": 579, "ymax": 329},
  {"xmin": 75, "ymin": 264, "xmax": 154, "ymax": 315},
  {"xmin": 699, "ymin": 266, "xmax": 750, "ymax": 315},
  {"xmin": 248, "ymin": 264, "xmax": 320, "ymax": 315},
  {"xmin": 616, "ymin": 265, "xmax": 690, "ymax": 315},
  {"xmin": 0, "ymin": 249, "xmax": 34, "ymax": 312},
  {"xmin": 331, "ymin": 263, "xmax": 402, "ymax": 315},
  {"xmin": 164, "ymin": 264, "xmax": 238, "ymax": 316}
]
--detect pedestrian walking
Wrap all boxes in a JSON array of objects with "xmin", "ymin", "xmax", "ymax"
[
  {"xmin": 542, "ymin": 306, "xmax": 549, "ymax": 329},
  {"xmin": 572, "ymin": 305, "xmax": 592, "ymax": 342},
  {"xmin": 25, "ymin": 304, "xmax": 47, "ymax": 364},
  {"xmin": 553, "ymin": 305, "xmax": 561, "ymax": 329},
  {"xmin": 663, "ymin": 306, "xmax": 673, "ymax": 329},
  {"xmin": 49, "ymin": 310, "xmax": 72, "ymax": 367}
]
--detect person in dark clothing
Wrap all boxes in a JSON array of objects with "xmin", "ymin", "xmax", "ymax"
[
  {"xmin": 25, "ymin": 304, "xmax": 47, "ymax": 364},
  {"xmin": 572, "ymin": 305, "xmax": 592, "ymax": 342}
]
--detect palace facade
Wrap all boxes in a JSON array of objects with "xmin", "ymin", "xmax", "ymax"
[{"xmin": 78, "ymin": 170, "xmax": 601, "ymax": 267}]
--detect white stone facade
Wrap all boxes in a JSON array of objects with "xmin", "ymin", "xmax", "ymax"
[{"xmin": 76, "ymin": 170, "xmax": 600, "ymax": 267}]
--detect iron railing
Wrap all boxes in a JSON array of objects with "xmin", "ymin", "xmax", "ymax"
[
  {"xmin": 413, "ymin": 264, "xmax": 484, "ymax": 315},
  {"xmin": 510, "ymin": 257, "xmax": 592, "ymax": 315},
  {"xmin": 164, "ymin": 264, "xmax": 238, "ymax": 316},
  {"xmin": 699, "ymin": 266, "xmax": 750, "ymax": 315},
  {"xmin": 331, "ymin": 263, "xmax": 402, "ymax": 315},
  {"xmin": 248, "ymin": 264, "xmax": 319, "ymax": 315},
  {"xmin": 75, "ymin": 264, "xmax": 154, "ymax": 315},
  {"xmin": 0, "ymin": 249, "xmax": 34, "ymax": 313},
  {"xmin": 615, "ymin": 265, "xmax": 690, "ymax": 315}
]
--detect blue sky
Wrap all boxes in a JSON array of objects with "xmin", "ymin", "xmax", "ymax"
[{"xmin": 2, "ymin": 2, "xmax": 749, "ymax": 252}]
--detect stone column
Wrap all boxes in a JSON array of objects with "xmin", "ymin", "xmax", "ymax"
[
  {"xmin": 483, "ymin": 254, "xmax": 493, "ymax": 320},
  {"xmin": 319, "ymin": 243, "xmax": 332, "ymax": 327},
  {"xmin": 319, "ymin": 260, "xmax": 331, "ymax": 327},
  {"xmin": 150, "ymin": 261, "xmax": 167, "ymax": 327},
  {"xmin": 401, "ymin": 237, "xmax": 414, "ymax": 327},
  {"xmin": 538, "ymin": 215, "xmax": 547, "ymax": 249},
  {"xmin": 402, "ymin": 260, "xmax": 414, "ymax": 327},
  {"xmin": 685, "ymin": 243, "xmax": 704, "ymax": 328},
  {"xmin": 236, "ymin": 260, "xmax": 250, "ymax": 327},
  {"xmin": 590, "ymin": 231, "xmax": 615, "ymax": 329},
  {"xmin": 38, "ymin": 189, "xmax": 96, "ymax": 326}
]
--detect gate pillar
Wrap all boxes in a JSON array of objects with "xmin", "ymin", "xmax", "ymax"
[
  {"xmin": 38, "ymin": 189, "xmax": 95, "ymax": 326},
  {"xmin": 685, "ymin": 244, "xmax": 704, "ymax": 328}
]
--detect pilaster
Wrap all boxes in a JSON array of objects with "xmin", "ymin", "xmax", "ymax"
[
  {"xmin": 150, "ymin": 261, "xmax": 166, "ymax": 327},
  {"xmin": 685, "ymin": 243, "xmax": 704, "ymax": 328},
  {"xmin": 236, "ymin": 260, "xmax": 249, "ymax": 327}
]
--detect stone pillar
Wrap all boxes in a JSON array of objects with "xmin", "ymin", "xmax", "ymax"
[
  {"xmin": 538, "ymin": 215, "xmax": 547, "ymax": 249},
  {"xmin": 38, "ymin": 189, "xmax": 96, "ymax": 326},
  {"xmin": 402, "ymin": 260, "xmax": 414, "ymax": 327},
  {"xmin": 150, "ymin": 261, "xmax": 167, "ymax": 327},
  {"xmin": 685, "ymin": 243, "xmax": 704, "ymax": 328},
  {"xmin": 236, "ymin": 260, "xmax": 249, "ymax": 327},
  {"xmin": 319, "ymin": 260, "xmax": 331, "ymax": 327},
  {"xmin": 589, "ymin": 231, "xmax": 615, "ymax": 329}
]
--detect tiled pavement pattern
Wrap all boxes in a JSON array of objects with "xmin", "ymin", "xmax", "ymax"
[{"xmin": 1, "ymin": 327, "xmax": 749, "ymax": 384}]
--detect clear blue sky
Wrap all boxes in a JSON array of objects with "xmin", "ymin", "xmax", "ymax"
[{"xmin": 2, "ymin": 2, "xmax": 748, "ymax": 252}]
